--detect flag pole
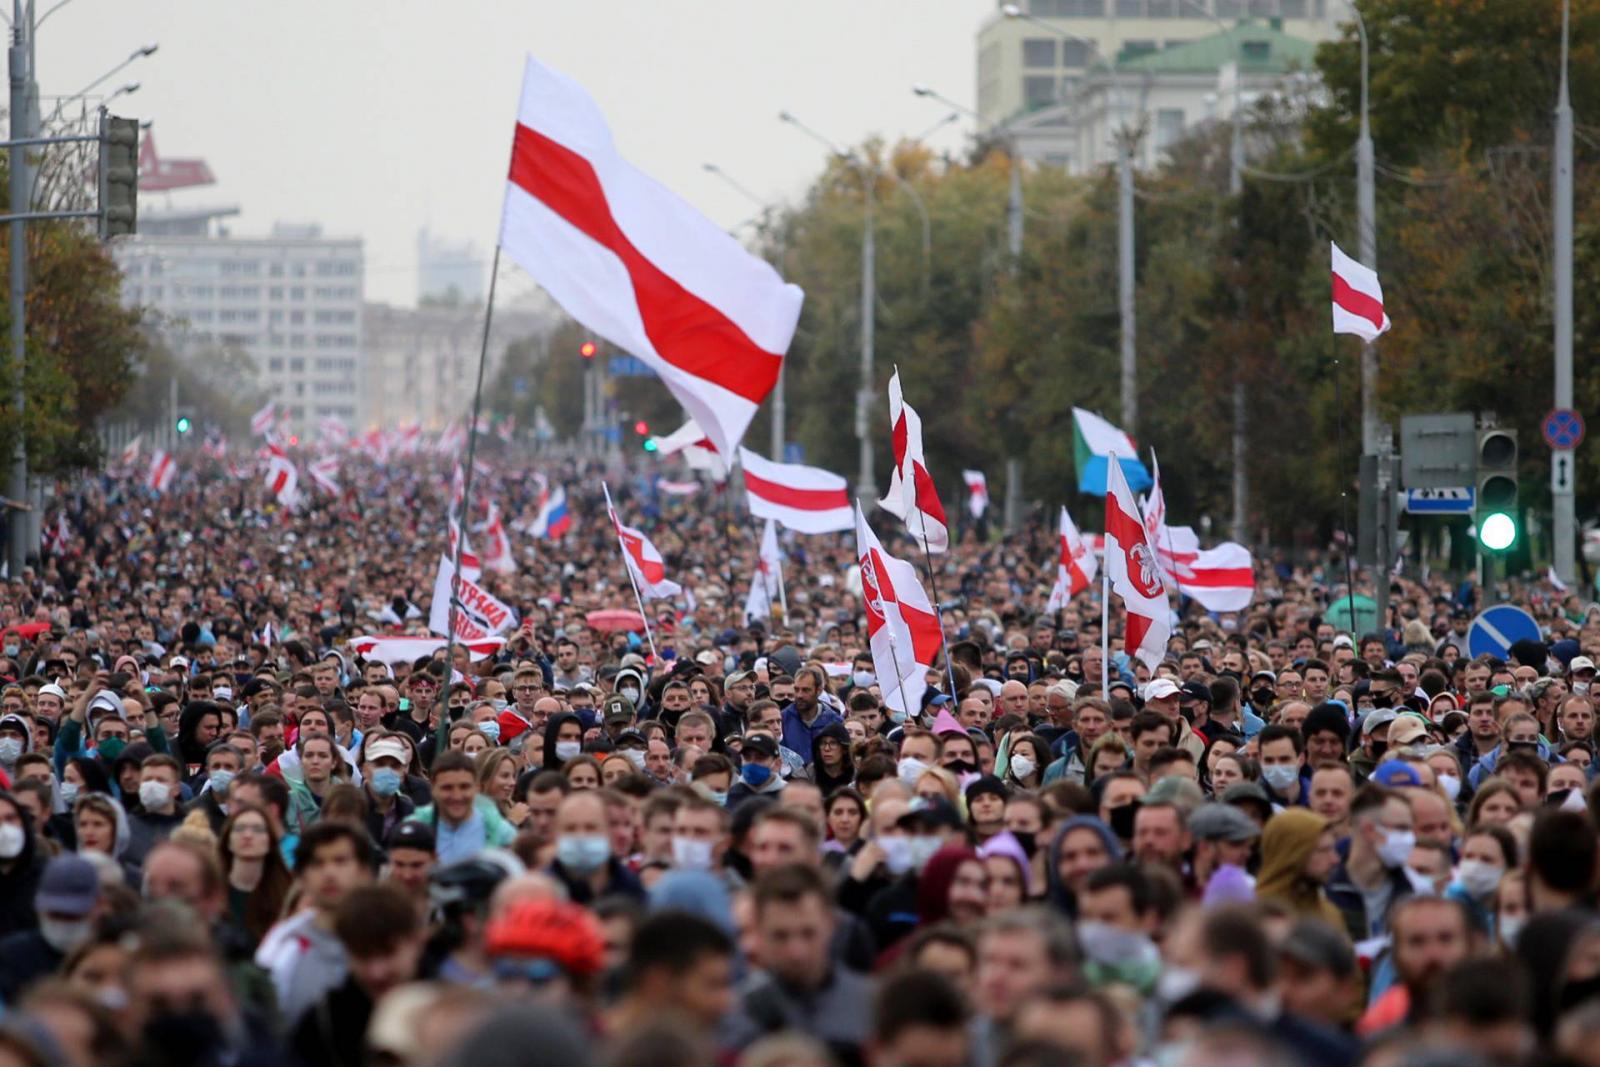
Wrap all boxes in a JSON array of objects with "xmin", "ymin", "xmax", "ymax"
[
  {"xmin": 603, "ymin": 480, "xmax": 661, "ymax": 662},
  {"xmin": 441, "ymin": 245, "xmax": 502, "ymax": 719},
  {"xmin": 775, "ymin": 534, "xmax": 790, "ymax": 618},
  {"xmin": 1331, "ymin": 347, "xmax": 1360, "ymax": 628},
  {"xmin": 914, "ymin": 520, "xmax": 961, "ymax": 696},
  {"xmin": 1102, "ymin": 451, "xmax": 1113, "ymax": 702}
]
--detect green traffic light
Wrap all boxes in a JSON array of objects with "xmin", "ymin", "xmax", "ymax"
[
  {"xmin": 175, "ymin": 417, "xmax": 192, "ymax": 434},
  {"xmin": 642, "ymin": 439, "xmax": 658, "ymax": 452},
  {"xmin": 1478, "ymin": 512, "xmax": 1516, "ymax": 552}
]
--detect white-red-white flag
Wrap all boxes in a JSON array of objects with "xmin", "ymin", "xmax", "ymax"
[
  {"xmin": 1046, "ymin": 507, "xmax": 1098, "ymax": 611},
  {"xmin": 308, "ymin": 456, "xmax": 341, "ymax": 496},
  {"xmin": 854, "ymin": 504, "xmax": 944, "ymax": 716},
  {"xmin": 446, "ymin": 521, "xmax": 483, "ymax": 581},
  {"xmin": 1331, "ymin": 241, "xmax": 1390, "ymax": 342},
  {"xmin": 604, "ymin": 489, "xmax": 681, "ymax": 601},
  {"xmin": 428, "ymin": 555, "xmax": 517, "ymax": 639},
  {"xmin": 475, "ymin": 504, "xmax": 516, "ymax": 575},
  {"xmin": 264, "ymin": 447, "xmax": 299, "ymax": 507},
  {"xmin": 1169, "ymin": 542, "xmax": 1256, "ymax": 613},
  {"xmin": 649, "ymin": 418, "xmax": 727, "ymax": 480},
  {"xmin": 499, "ymin": 56, "xmax": 803, "ymax": 459},
  {"xmin": 119, "ymin": 433, "xmax": 143, "ymax": 469},
  {"xmin": 146, "ymin": 450, "xmax": 176, "ymax": 494},
  {"xmin": 739, "ymin": 448, "xmax": 852, "ymax": 534},
  {"xmin": 744, "ymin": 517, "xmax": 784, "ymax": 622},
  {"xmin": 350, "ymin": 633, "xmax": 505, "ymax": 666},
  {"xmin": 962, "ymin": 470, "xmax": 988, "ymax": 519},
  {"xmin": 878, "ymin": 369, "xmax": 949, "ymax": 552},
  {"xmin": 250, "ymin": 401, "xmax": 275, "ymax": 437},
  {"xmin": 1105, "ymin": 453, "xmax": 1170, "ymax": 670}
]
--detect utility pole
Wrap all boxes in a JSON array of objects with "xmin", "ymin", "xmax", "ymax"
[
  {"xmin": 7, "ymin": 0, "xmax": 30, "ymax": 577},
  {"xmin": 856, "ymin": 180, "xmax": 877, "ymax": 500},
  {"xmin": 1227, "ymin": 62, "xmax": 1248, "ymax": 543},
  {"xmin": 1006, "ymin": 142, "xmax": 1023, "ymax": 263},
  {"xmin": 1118, "ymin": 135, "xmax": 1136, "ymax": 435},
  {"xmin": 1352, "ymin": 7, "xmax": 1381, "ymax": 610},
  {"xmin": 1553, "ymin": 0, "xmax": 1577, "ymax": 583}
]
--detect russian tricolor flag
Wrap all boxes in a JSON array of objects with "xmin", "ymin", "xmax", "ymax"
[{"xmin": 532, "ymin": 486, "xmax": 571, "ymax": 539}]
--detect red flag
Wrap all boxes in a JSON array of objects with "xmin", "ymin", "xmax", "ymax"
[{"xmin": 878, "ymin": 369, "xmax": 949, "ymax": 552}]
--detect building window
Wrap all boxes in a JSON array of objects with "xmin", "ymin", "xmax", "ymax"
[
  {"xmin": 1023, "ymin": 38, "xmax": 1057, "ymax": 68},
  {"xmin": 1061, "ymin": 39, "xmax": 1093, "ymax": 66},
  {"xmin": 291, "ymin": 311, "xmax": 305, "ymax": 325},
  {"xmin": 268, "ymin": 358, "xmax": 284, "ymax": 372},
  {"xmin": 1280, "ymin": 0, "xmax": 1308, "ymax": 13},
  {"xmin": 290, "ymin": 358, "xmax": 305, "ymax": 372},
  {"xmin": 290, "ymin": 288, "xmax": 305, "ymax": 301},
  {"xmin": 1155, "ymin": 108, "xmax": 1186, "ymax": 150},
  {"xmin": 1023, "ymin": 75, "xmax": 1059, "ymax": 109},
  {"xmin": 1115, "ymin": 0, "xmax": 1142, "ymax": 15},
  {"xmin": 1146, "ymin": 0, "xmax": 1175, "ymax": 15},
  {"xmin": 1242, "ymin": 40, "xmax": 1271, "ymax": 63},
  {"xmin": 269, "ymin": 263, "xmax": 283, "ymax": 277},
  {"xmin": 270, "ymin": 287, "xmax": 284, "ymax": 300}
]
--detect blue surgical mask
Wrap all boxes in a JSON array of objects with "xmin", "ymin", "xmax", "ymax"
[
  {"xmin": 208, "ymin": 769, "xmax": 235, "ymax": 797},
  {"xmin": 557, "ymin": 833, "xmax": 610, "ymax": 874},
  {"xmin": 1261, "ymin": 763, "xmax": 1300, "ymax": 794},
  {"xmin": 741, "ymin": 763, "xmax": 773, "ymax": 787},
  {"xmin": 708, "ymin": 790, "xmax": 728, "ymax": 806},
  {"xmin": 369, "ymin": 768, "xmax": 403, "ymax": 798},
  {"xmin": 479, "ymin": 720, "xmax": 501, "ymax": 744}
]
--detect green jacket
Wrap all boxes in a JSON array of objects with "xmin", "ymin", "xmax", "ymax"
[{"xmin": 407, "ymin": 794, "xmax": 517, "ymax": 850}]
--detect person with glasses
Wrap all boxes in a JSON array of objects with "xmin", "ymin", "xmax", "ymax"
[{"xmin": 497, "ymin": 669, "xmax": 547, "ymax": 746}]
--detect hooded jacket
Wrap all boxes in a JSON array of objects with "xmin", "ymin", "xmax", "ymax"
[
  {"xmin": 916, "ymin": 845, "xmax": 981, "ymax": 926},
  {"xmin": 0, "ymin": 792, "xmax": 45, "ymax": 938},
  {"xmin": 810, "ymin": 723, "xmax": 854, "ymax": 796},
  {"xmin": 1045, "ymin": 815, "xmax": 1123, "ymax": 916},
  {"xmin": 1255, "ymin": 809, "xmax": 1345, "ymax": 930},
  {"xmin": 541, "ymin": 712, "xmax": 583, "ymax": 771}
]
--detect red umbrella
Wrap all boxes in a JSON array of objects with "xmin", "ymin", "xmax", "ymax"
[{"xmin": 585, "ymin": 609, "xmax": 646, "ymax": 633}]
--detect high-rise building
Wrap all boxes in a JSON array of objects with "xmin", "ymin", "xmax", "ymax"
[
  {"xmin": 976, "ymin": 0, "xmax": 1337, "ymax": 135},
  {"xmin": 417, "ymin": 227, "xmax": 485, "ymax": 306},
  {"xmin": 114, "ymin": 217, "xmax": 365, "ymax": 432}
]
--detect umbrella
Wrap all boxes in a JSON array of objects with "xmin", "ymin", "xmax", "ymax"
[
  {"xmin": 585, "ymin": 609, "xmax": 646, "ymax": 633},
  {"xmin": 1325, "ymin": 594, "xmax": 1378, "ymax": 636}
]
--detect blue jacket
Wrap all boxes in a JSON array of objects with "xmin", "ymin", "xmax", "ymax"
[{"xmin": 779, "ymin": 703, "xmax": 842, "ymax": 764}]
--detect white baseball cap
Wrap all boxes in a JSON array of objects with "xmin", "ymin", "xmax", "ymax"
[
  {"xmin": 1145, "ymin": 678, "xmax": 1182, "ymax": 701},
  {"xmin": 1571, "ymin": 656, "xmax": 1597, "ymax": 676},
  {"xmin": 365, "ymin": 738, "xmax": 410, "ymax": 765},
  {"xmin": 36, "ymin": 683, "xmax": 66, "ymax": 701}
]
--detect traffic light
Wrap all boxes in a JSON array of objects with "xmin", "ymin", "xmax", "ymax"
[
  {"xmin": 579, "ymin": 341, "xmax": 597, "ymax": 360},
  {"xmin": 174, "ymin": 416, "xmax": 191, "ymax": 435},
  {"xmin": 634, "ymin": 420, "xmax": 649, "ymax": 435},
  {"xmin": 643, "ymin": 439, "xmax": 658, "ymax": 452},
  {"xmin": 1475, "ymin": 427, "xmax": 1519, "ymax": 552},
  {"xmin": 97, "ymin": 113, "xmax": 138, "ymax": 239}
]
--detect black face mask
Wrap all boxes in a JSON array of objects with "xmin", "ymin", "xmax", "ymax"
[
  {"xmin": 1012, "ymin": 830, "xmax": 1038, "ymax": 858},
  {"xmin": 1108, "ymin": 803, "xmax": 1139, "ymax": 841},
  {"xmin": 946, "ymin": 759, "xmax": 978, "ymax": 775},
  {"xmin": 1369, "ymin": 739, "xmax": 1388, "ymax": 760},
  {"xmin": 1251, "ymin": 688, "xmax": 1276, "ymax": 707},
  {"xmin": 142, "ymin": 1010, "xmax": 228, "ymax": 1067}
]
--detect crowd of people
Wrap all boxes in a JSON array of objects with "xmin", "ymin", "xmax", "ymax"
[{"xmin": 0, "ymin": 454, "xmax": 1599, "ymax": 1067}]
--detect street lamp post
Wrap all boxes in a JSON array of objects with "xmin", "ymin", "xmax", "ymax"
[
  {"xmin": 911, "ymin": 83, "xmax": 1023, "ymax": 262},
  {"xmin": 1554, "ymin": 0, "xmax": 1576, "ymax": 582},
  {"xmin": 779, "ymin": 110, "xmax": 879, "ymax": 500}
]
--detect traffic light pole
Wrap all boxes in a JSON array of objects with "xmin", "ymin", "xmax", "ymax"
[{"xmin": 1553, "ymin": 0, "xmax": 1577, "ymax": 583}]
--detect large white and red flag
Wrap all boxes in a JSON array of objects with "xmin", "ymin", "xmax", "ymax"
[
  {"xmin": 499, "ymin": 57, "xmax": 803, "ymax": 459},
  {"xmin": 1331, "ymin": 241, "xmax": 1390, "ymax": 342},
  {"xmin": 119, "ymin": 433, "xmax": 143, "ymax": 469},
  {"xmin": 854, "ymin": 504, "xmax": 944, "ymax": 716},
  {"xmin": 308, "ymin": 456, "xmax": 341, "ymax": 496},
  {"xmin": 877, "ymin": 369, "xmax": 949, "ymax": 552},
  {"xmin": 250, "ymin": 401, "xmax": 275, "ymax": 437},
  {"xmin": 962, "ymin": 470, "xmax": 988, "ymax": 519},
  {"xmin": 648, "ymin": 418, "xmax": 727, "ymax": 480},
  {"xmin": 1104, "ymin": 454, "xmax": 1170, "ymax": 670},
  {"xmin": 475, "ymin": 504, "xmax": 517, "ymax": 575},
  {"xmin": 739, "ymin": 448, "xmax": 852, "ymax": 534},
  {"xmin": 1142, "ymin": 450, "xmax": 1255, "ymax": 611},
  {"xmin": 445, "ymin": 521, "xmax": 483, "ymax": 581},
  {"xmin": 351, "ymin": 634, "xmax": 505, "ymax": 666},
  {"xmin": 604, "ymin": 488, "xmax": 682, "ymax": 601},
  {"xmin": 146, "ymin": 450, "xmax": 175, "ymax": 494},
  {"xmin": 1046, "ymin": 506, "xmax": 1098, "ymax": 611},
  {"xmin": 264, "ymin": 447, "xmax": 299, "ymax": 507}
]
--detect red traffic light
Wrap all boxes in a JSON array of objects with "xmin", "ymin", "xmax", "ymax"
[
  {"xmin": 579, "ymin": 341, "xmax": 597, "ymax": 359},
  {"xmin": 288, "ymin": 435, "xmax": 300, "ymax": 446},
  {"xmin": 633, "ymin": 420, "xmax": 649, "ymax": 435}
]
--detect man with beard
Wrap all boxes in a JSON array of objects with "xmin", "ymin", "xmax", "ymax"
[{"xmin": 1357, "ymin": 896, "xmax": 1477, "ymax": 1036}]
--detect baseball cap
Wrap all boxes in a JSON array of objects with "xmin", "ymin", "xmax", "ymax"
[
  {"xmin": 896, "ymin": 796, "xmax": 965, "ymax": 832},
  {"xmin": 1221, "ymin": 781, "xmax": 1272, "ymax": 808},
  {"xmin": 740, "ymin": 734, "xmax": 779, "ymax": 760},
  {"xmin": 1180, "ymin": 681, "xmax": 1213, "ymax": 706},
  {"xmin": 1251, "ymin": 669, "xmax": 1278, "ymax": 684},
  {"xmin": 1571, "ymin": 656, "xmax": 1597, "ymax": 675},
  {"xmin": 365, "ymin": 738, "xmax": 409, "ymax": 766},
  {"xmin": 1144, "ymin": 678, "xmax": 1181, "ymax": 702},
  {"xmin": 1386, "ymin": 714, "xmax": 1430, "ymax": 747},
  {"xmin": 695, "ymin": 650, "xmax": 721, "ymax": 668},
  {"xmin": 1332, "ymin": 635, "xmax": 1355, "ymax": 650},
  {"xmin": 1361, "ymin": 708, "xmax": 1399, "ymax": 737},
  {"xmin": 87, "ymin": 691, "xmax": 127, "ymax": 721},
  {"xmin": 602, "ymin": 694, "xmax": 635, "ymax": 725},
  {"xmin": 1188, "ymin": 802, "xmax": 1262, "ymax": 843},
  {"xmin": 36, "ymin": 683, "xmax": 66, "ymax": 702},
  {"xmin": 964, "ymin": 774, "xmax": 1009, "ymax": 805},
  {"xmin": 388, "ymin": 820, "xmax": 436, "ymax": 854},
  {"xmin": 36, "ymin": 854, "xmax": 99, "ymax": 916},
  {"xmin": 614, "ymin": 729, "xmax": 647, "ymax": 749},
  {"xmin": 1370, "ymin": 760, "xmax": 1424, "ymax": 788}
]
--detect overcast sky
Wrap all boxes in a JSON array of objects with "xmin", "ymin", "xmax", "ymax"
[{"xmin": 41, "ymin": 0, "xmax": 996, "ymax": 306}]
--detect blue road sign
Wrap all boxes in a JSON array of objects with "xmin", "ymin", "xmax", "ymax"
[
  {"xmin": 1543, "ymin": 408, "xmax": 1585, "ymax": 450},
  {"xmin": 1467, "ymin": 604, "xmax": 1541, "ymax": 659},
  {"xmin": 1404, "ymin": 487, "xmax": 1474, "ymax": 514}
]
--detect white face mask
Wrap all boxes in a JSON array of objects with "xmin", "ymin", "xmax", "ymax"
[
  {"xmin": 620, "ymin": 687, "xmax": 641, "ymax": 705},
  {"xmin": 1437, "ymin": 774, "xmax": 1461, "ymax": 802},
  {"xmin": 1010, "ymin": 755, "xmax": 1037, "ymax": 780},
  {"xmin": 139, "ymin": 781, "xmax": 173, "ymax": 810},
  {"xmin": 621, "ymin": 749, "xmax": 647, "ymax": 770},
  {"xmin": 1376, "ymin": 828, "xmax": 1416, "ymax": 869},
  {"xmin": 39, "ymin": 917, "xmax": 91, "ymax": 953},
  {"xmin": 554, "ymin": 740, "xmax": 582, "ymax": 761},
  {"xmin": 671, "ymin": 835, "xmax": 715, "ymax": 871},
  {"xmin": 0, "ymin": 822, "xmax": 23, "ymax": 859},
  {"xmin": 879, "ymin": 835, "xmax": 914, "ymax": 876},
  {"xmin": 1499, "ymin": 915, "xmax": 1526, "ymax": 947},
  {"xmin": 897, "ymin": 757, "xmax": 929, "ymax": 786},
  {"xmin": 1157, "ymin": 965, "xmax": 1202, "ymax": 1004},
  {"xmin": 1456, "ymin": 859, "xmax": 1503, "ymax": 899}
]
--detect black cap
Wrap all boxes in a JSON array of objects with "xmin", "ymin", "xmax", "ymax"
[
  {"xmin": 740, "ymin": 734, "xmax": 779, "ymax": 760},
  {"xmin": 1180, "ymin": 681, "xmax": 1212, "ymax": 706},
  {"xmin": 388, "ymin": 820, "xmax": 436, "ymax": 854},
  {"xmin": 964, "ymin": 774, "xmax": 1009, "ymax": 805},
  {"xmin": 896, "ymin": 796, "xmax": 965, "ymax": 832}
]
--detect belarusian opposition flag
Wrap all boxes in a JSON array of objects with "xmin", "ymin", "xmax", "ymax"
[
  {"xmin": 1046, "ymin": 506, "xmax": 1097, "ymax": 610},
  {"xmin": 962, "ymin": 470, "xmax": 988, "ymax": 519},
  {"xmin": 1331, "ymin": 241, "xmax": 1390, "ymax": 342},
  {"xmin": 500, "ymin": 56, "xmax": 804, "ymax": 459},
  {"xmin": 1073, "ymin": 408, "xmax": 1152, "ymax": 495},
  {"xmin": 604, "ymin": 488, "xmax": 682, "ymax": 601},
  {"xmin": 739, "ymin": 448, "xmax": 852, "ymax": 534},
  {"xmin": 877, "ymin": 368, "xmax": 949, "ymax": 552},
  {"xmin": 351, "ymin": 634, "xmax": 505, "ymax": 665},
  {"xmin": 1104, "ymin": 454, "xmax": 1169, "ymax": 670},
  {"xmin": 744, "ymin": 518, "xmax": 783, "ymax": 622},
  {"xmin": 854, "ymin": 504, "xmax": 944, "ymax": 717},
  {"xmin": 649, "ymin": 418, "xmax": 727, "ymax": 480}
]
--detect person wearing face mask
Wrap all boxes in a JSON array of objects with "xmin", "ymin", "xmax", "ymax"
[
  {"xmin": 0, "ymin": 852, "xmax": 103, "ymax": 1001},
  {"xmin": 360, "ymin": 736, "xmax": 416, "ymax": 848},
  {"xmin": 1445, "ymin": 824, "xmax": 1517, "ymax": 937},
  {"xmin": 0, "ymin": 791, "xmax": 46, "ymax": 937},
  {"xmin": 613, "ymin": 668, "xmax": 648, "ymax": 721},
  {"xmin": 545, "ymin": 789, "xmax": 645, "ymax": 904},
  {"xmin": 541, "ymin": 712, "xmax": 587, "ymax": 772},
  {"xmin": 861, "ymin": 798, "xmax": 965, "ymax": 951},
  {"xmin": 1323, "ymin": 784, "xmax": 1430, "ymax": 943},
  {"xmin": 126, "ymin": 755, "xmax": 186, "ymax": 866},
  {"xmin": 727, "ymin": 734, "xmax": 787, "ymax": 809}
]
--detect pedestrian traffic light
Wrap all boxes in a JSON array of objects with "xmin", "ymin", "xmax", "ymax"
[
  {"xmin": 634, "ymin": 420, "xmax": 649, "ymax": 435},
  {"xmin": 580, "ymin": 341, "xmax": 597, "ymax": 360},
  {"xmin": 643, "ymin": 439, "xmax": 658, "ymax": 452},
  {"xmin": 174, "ymin": 416, "xmax": 191, "ymax": 435},
  {"xmin": 97, "ymin": 113, "xmax": 139, "ymax": 239},
  {"xmin": 1475, "ymin": 427, "xmax": 1518, "ymax": 552}
]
